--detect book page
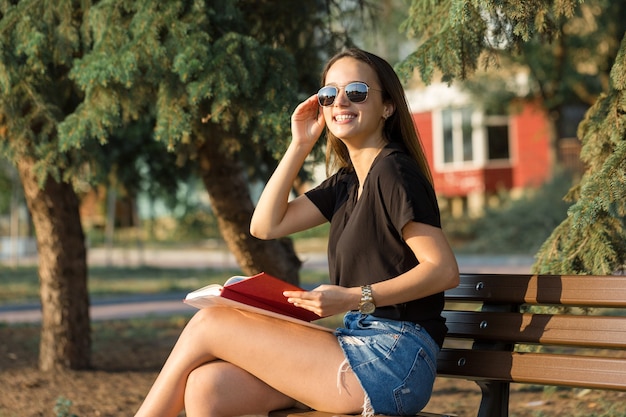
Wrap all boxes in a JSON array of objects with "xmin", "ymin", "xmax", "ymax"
[
  {"xmin": 185, "ymin": 275, "xmax": 249, "ymax": 300},
  {"xmin": 185, "ymin": 283, "xmax": 223, "ymax": 299},
  {"xmin": 224, "ymin": 275, "xmax": 248, "ymax": 286}
]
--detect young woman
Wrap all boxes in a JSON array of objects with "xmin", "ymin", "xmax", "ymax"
[{"xmin": 134, "ymin": 48, "xmax": 459, "ymax": 417}]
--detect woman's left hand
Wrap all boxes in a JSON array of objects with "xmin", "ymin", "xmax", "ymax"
[{"xmin": 284, "ymin": 284, "xmax": 359, "ymax": 318}]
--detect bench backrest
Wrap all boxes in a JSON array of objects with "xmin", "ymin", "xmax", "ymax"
[{"xmin": 439, "ymin": 273, "xmax": 626, "ymax": 417}]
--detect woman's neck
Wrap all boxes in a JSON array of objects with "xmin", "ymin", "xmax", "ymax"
[{"xmin": 347, "ymin": 136, "xmax": 387, "ymax": 192}]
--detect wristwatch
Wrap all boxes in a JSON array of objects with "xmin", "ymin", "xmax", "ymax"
[{"xmin": 358, "ymin": 285, "xmax": 376, "ymax": 314}]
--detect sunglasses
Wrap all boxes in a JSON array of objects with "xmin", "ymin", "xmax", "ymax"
[{"xmin": 317, "ymin": 82, "xmax": 377, "ymax": 107}]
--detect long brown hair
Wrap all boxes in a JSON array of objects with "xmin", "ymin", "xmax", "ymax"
[{"xmin": 320, "ymin": 48, "xmax": 433, "ymax": 186}]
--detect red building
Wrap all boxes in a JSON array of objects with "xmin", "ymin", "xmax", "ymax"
[{"xmin": 407, "ymin": 84, "xmax": 553, "ymax": 217}]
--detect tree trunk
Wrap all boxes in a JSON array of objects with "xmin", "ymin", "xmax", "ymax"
[
  {"xmin": 17, "ymin": 157, "xmax": 91, "ymax": 371},
  {"xmin": 196, "ymin": 128, "xmax": 302, "ymax": 285}
]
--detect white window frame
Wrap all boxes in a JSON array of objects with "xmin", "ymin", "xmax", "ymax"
[{"xmin": 433, "ymin": 107, "xmax": 511, "ymax": 171}]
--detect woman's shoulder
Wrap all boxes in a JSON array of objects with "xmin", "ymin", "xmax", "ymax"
[
  {"xmin": 307, "ymin": 165, "xmax": 355, "ymax": 195},
  {"xmin": 373, "ymin": 143, "xmax": 429, "ymax": 185},
  {"xmin": 326, "ymin": 166, "xmax": 356, "ymax": 186}
]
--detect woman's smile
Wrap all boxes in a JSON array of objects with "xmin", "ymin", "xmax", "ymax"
[{"xmin": 334, "ymin": 113, "xmax": 357, "ymax": 123}]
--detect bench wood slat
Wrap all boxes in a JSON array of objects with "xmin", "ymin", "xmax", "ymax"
[
  {"xmin": 443, "ymin": 311, "xmax": 626, "ymax": 348},
  {"xmin": 446, "ymin": 274, "xmax": 626, "ymax": 307},
  {"xmin": 437, "ymin": 349, "xmax": 626, "ymax": 390},
  {"xmin": 268, "ymin": 408, "xmax": 456, "ymax": 417}
]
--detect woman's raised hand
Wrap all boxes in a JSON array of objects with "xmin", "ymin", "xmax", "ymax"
[{"xmin": 291, "ymin": 94, "xmax": 325, "ymax": 149}]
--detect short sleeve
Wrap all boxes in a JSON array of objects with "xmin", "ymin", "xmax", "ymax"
[
  {"xmin": 305, "ymin": 168, "xmax": 353, "ymax": 221},
  {"xmin": 374, "ymin": 152, "xmax": 441, "ymax": 235}
]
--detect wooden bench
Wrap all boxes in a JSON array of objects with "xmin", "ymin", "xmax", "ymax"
[{"xmin": 270, "ymin": 273, "xmax": 626, "ymax": 417}]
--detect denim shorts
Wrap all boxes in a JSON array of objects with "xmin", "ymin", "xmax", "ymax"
[{"xmin": 334, "ymin": 312, "xmax": 440, "ymax": 416}]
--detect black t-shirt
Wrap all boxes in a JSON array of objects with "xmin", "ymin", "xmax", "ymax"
[{"xmin": 305, "ymin": 142, "xmax": 447, "ymax": 347}]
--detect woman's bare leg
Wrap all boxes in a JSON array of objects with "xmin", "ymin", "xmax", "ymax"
[
  {"xmin": 134, "ymin": 306, "xmax": 364, "ymax": 417},
  {"xmin": 184, "ymin": 360, "xmax": 297, "ymax": 417}
]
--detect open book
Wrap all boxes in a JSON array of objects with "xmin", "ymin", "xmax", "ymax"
[{"xmin": 184, "ymin": 272, "xmax": 333, "ymax": 332}]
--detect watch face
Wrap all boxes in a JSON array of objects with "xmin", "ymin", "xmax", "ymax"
[{"xmin": 360, "ymin": 301, "xmax": 376, "ymax": 314}]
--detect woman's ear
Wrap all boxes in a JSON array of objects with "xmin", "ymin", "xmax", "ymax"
[{"xmin": 383, "ymin": 104, "xmax": 396, "ymax": 119}]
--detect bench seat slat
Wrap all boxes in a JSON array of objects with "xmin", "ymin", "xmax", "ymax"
[
  {"xmin": 443, "ymin": 311, "xmax": 626, "ymax": 348},
  {"xmin": 438, "ymin": 349, "xmax": 626, "ymax": 390},
  {"xmin": 268, "ymin": 409, "xmax": 455, "ymax": 417},
  {"xmin": 446, "ymin": 274, "xmax": 626, "ymax": 307}
]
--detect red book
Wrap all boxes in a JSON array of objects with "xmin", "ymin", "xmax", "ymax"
[{"xmin": 184, "ymin": 272, "xmax": 330, "ymax": 332}]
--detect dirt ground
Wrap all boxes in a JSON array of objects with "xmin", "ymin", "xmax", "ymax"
[{"xmin": 1, "ymin": 320, "xmax": 625, "ymax": 417}]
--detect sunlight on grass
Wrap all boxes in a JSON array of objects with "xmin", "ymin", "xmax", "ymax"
[
  {"xmin": 88, "ymin": 266, "xmax": 240, "ymax": 297},
  {"xmin": 0, "ymin": 266, "xmax": 240, "ymax": 305}
]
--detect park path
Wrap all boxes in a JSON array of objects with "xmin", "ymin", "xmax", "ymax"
[{"xmin": 0, "ymin": 248, "xmax": 534, "ymax": 323}]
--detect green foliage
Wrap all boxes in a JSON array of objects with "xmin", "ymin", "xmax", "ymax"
[
  {"xmin": 534, "ymin": 35, "xmax": 626, "ymax": 274},
  {"xmin": 48, "ymin": 0, "xmax": 356, "ymax": 190},
  {"xmin": 0, "ymin": 0, "xmax": 95, "ymax": 184},
  {"xmin": 400, "ymin": 0, "xmax": 486, "ymax": 83},
  {"xmin": 0, "ymin": 159, "xmax": 13, "ymax": 214},
  {"xmin": 168, "ymin": 208, "xmax": 222, "ymax": 242},
  {"xmin": 450, "ymin": 171, "xmax": 573, "ymax": 254},
  {"xmin": 53, "ymin": 397, "xmax": 77, "ymax": 417},
  {"xmin": 461, "ymin": 0, "xmax": 624, "ymax": 121},
  {"xmin": 61, "ymin": 1, "xmax": 306, "ymax": 153},
  {"xmin": 1, "ymin": 0, "xmax": 352, "ymax": 187},
  {"xmin": 398, "ymin": 0, "xmax": 583, "ymax": 84}
]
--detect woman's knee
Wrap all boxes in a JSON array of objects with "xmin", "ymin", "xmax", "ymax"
[
  {"xmin": 184, "ymin": 364, "xmax": 224, "ymax": 416},
  {"xmin": 186, "ymin": 363, "xmax": 219, "ymax": 393},
  {"xmin": 181, "ymin": 306, "xmax": 233, "ymax": 344},
  {"xmin": 188, "ymin": 305, "xmax": 223, "ymax": 325},
  {"xmin": 186, "ymin": 305, "xmax": 240, "ymax": 333}
]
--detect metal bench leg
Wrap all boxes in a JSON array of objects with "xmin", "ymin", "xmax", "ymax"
[{"xmin": 475, "ymin": 381, "xmax": 509, "ymax": 417}]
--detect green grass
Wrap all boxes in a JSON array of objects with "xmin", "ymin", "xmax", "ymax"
[{"xmin": 0, "ymin": 265, "xmax": 329, "ymax": 306}]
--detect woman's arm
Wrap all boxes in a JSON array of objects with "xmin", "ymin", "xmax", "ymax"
[
  {"xmin": 369, "ymin": 221, "xmax": 459, "ymax": 307},
  {"xmin": 250, "ymin": 95, "xmax": 327, "ymax": 240}
]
